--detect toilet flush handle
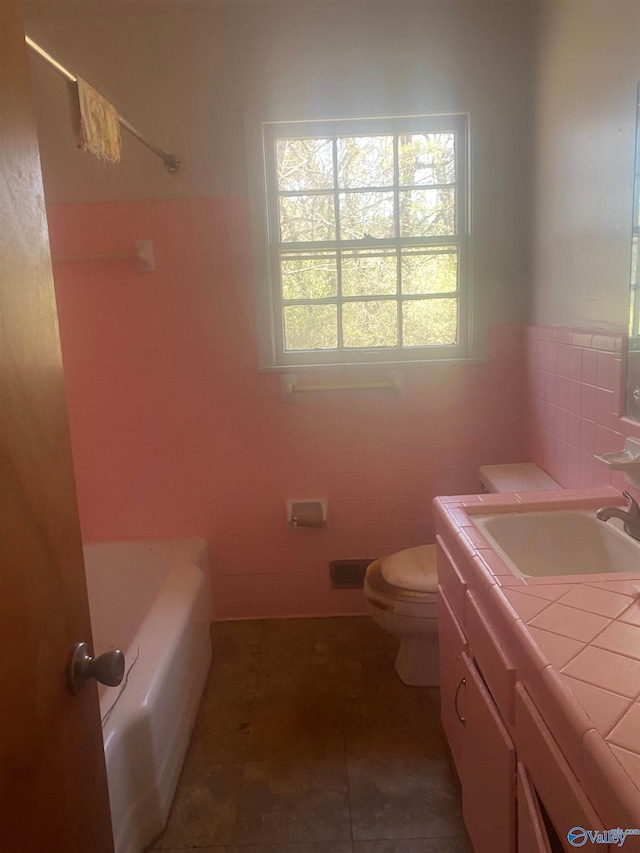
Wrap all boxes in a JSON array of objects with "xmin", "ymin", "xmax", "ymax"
[{"xmin": 454, "ymin": 677, "xmax": 466, "ymax": 725}]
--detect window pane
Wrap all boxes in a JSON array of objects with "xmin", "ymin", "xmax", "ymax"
[
  {"xmin": 280, "ymin": 194, "xmax": 335, "ymax": 242},
  {"xmin": 398, "ymin": 133, "xmax": 456, "ymax": 185},
  {"xmin": 402, "ymin": 298, "xmax": 458, "ymax": 346},
  {"xmin": 342, "ymin": 300, "xmax": 398, "ymax": 348},
  {"xmin": 339, "ymin": 192, "xmax": 395, "ymax": 240},
  {"xmin": 337, "ymin": 135, "xmax": 394, "ymax": 188},
  {"xmin": 342, "ymin": 249, "xmax": 398, "ymax": 297},
  {"xmin": 401, "ymin": 247, "xmax": 458, "ymax": 295},
  {"xmin": 276, "ymin": 138, "xmax": 334, "ymax": 191},
  {"xmin": 284, "ymin": 304, "xmax": 338, "ymax": 350},
  {"xmin": 399, "ymin": 188, "xmax": 455, "ymax": 237},
  {"xmin": 281, "ymin": 252, "xmax": 337, "ymax": 300}
]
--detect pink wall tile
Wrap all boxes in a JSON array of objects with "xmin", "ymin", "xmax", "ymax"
[
  {"xmin": 579, "ymin": 453, "xmax": 597, "ymax": 488},
  {"xmin": 49, "ymin": 198, "xmax": 527, "ymax": 619},
  {"xmin": 582, "ymin": 348, "xmax": 599, "ymax": 386},
  {"xmin": 567, "ymin": 412, "xmax": 581, "ymax": 448},
  {"xmin": 596, "ymin": 389, "xmax": 615, "ymax": 428},
  {"xmin": 591, "ymin": 333, "xmax": 617, "ymax": 353},
  {"xmin": 572, "ymin": 331, "xmax": 593, "ymax": 348},
  {"xmin": 579, "ymin": 419, "xmax": 596, "ymax": 456},
  {"xmin": 557, "ymin": 344, "xmax": 571, "ymax": 378},
  {"xmin": 524, "ymin": 324, "xmax": 639, "ymax": 505},
  {"xmin": 568, "ymin": 347, "xmax": 583, "ymax": 382},
  {"xmin": 597, "ymin": 351, "xmax": 616, "ymax": 392},
  {"xmin": 581, "ymin": 384, "xmax": 597, "ymax": 421},
  {"xmin": 556, "ymin": 376, "xmax": 570, "ymax": 410}
]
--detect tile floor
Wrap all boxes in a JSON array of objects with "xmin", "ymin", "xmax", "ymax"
[{"xmin": 153, "ymin": 616, "xmax": 472, "ymax": 852}]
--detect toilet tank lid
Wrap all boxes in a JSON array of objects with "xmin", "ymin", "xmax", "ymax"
[
  {"xmin": 478, "ymin": 462, "xmax": 561, "ymax": 494},
  {"xmin": 380, "ymin": 545, "xmax": 438, "ymax": 594}
]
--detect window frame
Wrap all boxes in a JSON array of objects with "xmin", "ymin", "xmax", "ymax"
[{"xmin": 260, "ymin": 113, "xmax": 470, "ymax": 368}]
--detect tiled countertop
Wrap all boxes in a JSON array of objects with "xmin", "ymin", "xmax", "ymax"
[{"xmin": 434, "ymin": 486, "xmax": 640, "ymax": 831}]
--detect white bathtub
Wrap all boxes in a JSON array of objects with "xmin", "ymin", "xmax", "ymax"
[{"xmin": 84, "ymin": 538, "xmax": 212, "ymax": 853}]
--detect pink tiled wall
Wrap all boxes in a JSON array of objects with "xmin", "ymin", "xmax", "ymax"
[
  {"xmin": 525, "ymin": 325, "xmax": 640, "ymax": 503},
  {"xmin": 48, "ymin": 197, "xmax": 526, "ymax": 619}
]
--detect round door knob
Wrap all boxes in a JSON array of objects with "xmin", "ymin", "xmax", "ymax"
[{"xmin": 67, "ymin": 642, "xmax": 125, "ymax": 695}]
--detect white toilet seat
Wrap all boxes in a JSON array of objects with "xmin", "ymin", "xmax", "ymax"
[
  {"xmin": 364, "ymin": 559, "xmax": 439, "ymax": 619},
  {"xmin": 362, "ymin": 462, "xmax": 563, "ymax": 687},
  {"xmin": 380, "ymin": 544, "xmax": 438, "ymax": 593}
]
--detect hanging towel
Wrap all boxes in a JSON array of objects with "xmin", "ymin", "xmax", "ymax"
[{"xmin": 69, "ymin": 77, "xmax": 121, "ymax": 164}]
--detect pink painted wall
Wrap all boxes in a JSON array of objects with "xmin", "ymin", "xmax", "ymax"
[
  {"xmin": 48, "ymin": 197, "xmax": 526, "ymax": 620},
  {"xmin": 525, "ymin": 324, "xmax": 640, "ymax": 503}
]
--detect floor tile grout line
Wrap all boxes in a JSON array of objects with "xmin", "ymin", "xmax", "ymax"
[
  {"xmin": 337, "ymin": 672, "xmax": 355, "ymax": 845},
  {"xmin": 163, "ymin": 617, "xmax": 470, "ymax": 850},
  {"xmin": 161, "ymin": 834, "xmax": 470, "ymax": 849},
  {"xmin": 229, "ymin": 620, "xmax": 263, "ymax": 846}
]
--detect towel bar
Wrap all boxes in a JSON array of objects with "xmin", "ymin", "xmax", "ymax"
[
  {"xmin": 281, "ymin": 371, "xmax": 403, "ymax": 401},
  {"xmin": 52, "ymin": 240, "xmax": 155, "ymax": 272}
]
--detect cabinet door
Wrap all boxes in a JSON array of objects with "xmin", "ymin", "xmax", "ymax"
[
  {"xmin": 438, "ymin": 585, "xmax": 468, "ymax": 773},
  {"xmin": 517, "ymin": 764, "xmax": 552, "ymax": 853},
  {"xmin": 514, "ymin": 684, "xmax": 606, "ymax": 851},
  {"xmin": 466, "ymin": 589, "xmax": 515, "ymax": 723},
  {"xmin": 461, "ymin": 652, "xmax": 516, "ymax": 853}
]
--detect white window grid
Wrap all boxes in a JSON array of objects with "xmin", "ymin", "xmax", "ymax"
[{"xmin": 262, "ymin": 114, "xmax": 470, "ymax": 366}]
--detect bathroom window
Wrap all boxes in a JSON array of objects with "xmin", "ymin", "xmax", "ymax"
[{"xmin": 259, "ymin": 114, "xmax": 469, "ymax": 367}]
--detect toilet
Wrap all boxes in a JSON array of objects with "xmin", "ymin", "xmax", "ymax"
[{"xmin": 363, "ymin": 463, "xmax": 560, "ymax": 686}]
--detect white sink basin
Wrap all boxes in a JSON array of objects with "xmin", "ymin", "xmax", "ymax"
[{"xmin": 472, "ymin": 510, "xmax": 640, "ymax": 579}]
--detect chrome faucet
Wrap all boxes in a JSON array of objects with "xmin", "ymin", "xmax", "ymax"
[{"xmin": 596, "ymin": 491, "xmax": 640, "ymax": 541}]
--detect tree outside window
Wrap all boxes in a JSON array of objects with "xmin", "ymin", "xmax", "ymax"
[{"xmin": 262, "ymin": 114, "xmax": 469, "ymax": 366}]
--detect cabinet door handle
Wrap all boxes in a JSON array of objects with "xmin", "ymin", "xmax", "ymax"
[{"xmin": 454, "ymin": 677, "xmax": 466, "ymax": 725}]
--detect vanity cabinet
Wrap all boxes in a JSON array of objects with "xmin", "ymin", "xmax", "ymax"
[
  {"xmin": 514, "ymin": 683, "xmax": 605, "ymax": 849},
  {"xmin": 461, "ymin": 650, "xmax": 516, "ymax": 853},
  {"xmin": 438, "ymin": 586, "xmax": 468, "ymax": 774},
  {"xmin": 465, "ymin": 589, "xmax": 515, "ymax": 723},
  {"xmin": 434, "ymin": 492, "xmax": 640, "ymax": 853},
  {"xmin": 437, "ymin": 542, "xmax": 610, "ymax": 853},
  {"xmin": 438, "ymin": 583, "xmax": 516, "ymax": 853}
]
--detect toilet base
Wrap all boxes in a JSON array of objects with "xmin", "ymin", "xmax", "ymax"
[{"xmin": 394, "ymin": 636, "xmax": 440, "ymax": 686}]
